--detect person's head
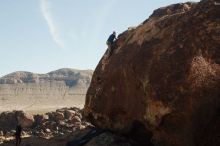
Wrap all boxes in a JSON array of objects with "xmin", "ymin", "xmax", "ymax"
[{"xmin": 113, "ymin": 31, "xmax": 116, "ymax": 35}]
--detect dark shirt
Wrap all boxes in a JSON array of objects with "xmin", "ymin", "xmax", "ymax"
[
  {"xmin": 15, "ymin": 125, "xmax": 22, "ymax": 136},
  {"xmin": 107, "ymin": 34, "xmax": 116, "ymax": 44}
]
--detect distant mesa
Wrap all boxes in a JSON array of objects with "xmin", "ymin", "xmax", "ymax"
[
  {"xmin": 0, "ymin": 68, "xmax": 93, "ymax": 87},
  {"xmin": 0, "ymin": 68, "xmax": 93, "ymax": 110}
]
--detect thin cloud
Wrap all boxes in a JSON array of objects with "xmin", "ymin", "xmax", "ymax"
[{"xmin": 40, "ymin": 0, "xmax": 64, "ymax": 49}]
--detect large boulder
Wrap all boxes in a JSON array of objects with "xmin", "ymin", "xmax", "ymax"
[
  {"xmin": 0, "ymin": 112, "xmax": 17, "ymax": 131},
  {"xmin": 16, "ymin": 111, "xmax": 34, "ymax": 128},
  {"xmin": 65, "ymin": 110, "xmax": 76, "ymax": 120},
  {"xmin": 0, "ymin": 111, "xmax": 34, "ymax": 130},
  {"xmin": 84, "ymin": 0, "xmax": 220, "ymax": 146},
  {"xmin": 33, "ymin": 114, "xmax": 49, "ymax": 127},
  {"xmin": 54, "ymin": 112, "xmax": 65, "ymax": 121},
  {"xmin": 47, "ymin": 112, "xmax": 65, "ymax": 122}
]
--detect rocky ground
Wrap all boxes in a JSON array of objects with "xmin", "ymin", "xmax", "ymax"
[
  {"xmin": 1, "ymin": 130, "xmax": 135, "ymax": 146},
  {"xmin": 0, "ymin": 107, "xmax": 90, "ymax": 145},
  {"xmin": 0, "ymin": 108, "xmax": 135, "ymax": 146}
]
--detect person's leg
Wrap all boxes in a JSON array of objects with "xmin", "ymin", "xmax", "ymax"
[
  {"xmin": 105, "ymin": 42, "xmax": 110, "ymax": 56},
  {"xmin": 16, "ymin": 137, "xmax": 18, "ymax": 146},
  {"xmin": 108, "ymin": 43, "xmax": 113, "ymax": 56},
  {"xmin": 18, "ymin": 137, "xmax": 21, "ymax": 146},
  {"xmin": 106, "ymin": 44, "xmax": 111, "ymax": 57}
]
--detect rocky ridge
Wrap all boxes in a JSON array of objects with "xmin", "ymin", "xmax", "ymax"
[
  {"xmin": 0, "ymin": 68, "xmax": 92, "ymax": 93},
  {"xmin": 0, "ymin": 68, "xmax": 93, "ymax": 111}
]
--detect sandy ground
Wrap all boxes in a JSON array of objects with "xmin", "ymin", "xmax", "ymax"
[
  {"xmin": 1, "ymin": 129, "xmax": 91, "ymax": 146},
  {"xmin": 0, "ymin": 136, "xmax": 67, "ymax": 146},
  {"xmin": 0, "ymin": 95, "xmax": 85, "ymax": 114}
]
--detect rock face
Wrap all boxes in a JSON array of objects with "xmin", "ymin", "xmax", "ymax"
[{"xmin": 85, "ymin": 0, "xmax": 220, "ymax": 146}]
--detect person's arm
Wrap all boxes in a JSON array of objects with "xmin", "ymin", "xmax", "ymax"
[{"xmin": 114, "ymin": 35, "xmax": 117, "ymax": 41}]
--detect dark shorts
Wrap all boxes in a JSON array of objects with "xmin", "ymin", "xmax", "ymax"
[{"xmin": 15, "ymin": 134, "xmax": 21, "ymax": 139}]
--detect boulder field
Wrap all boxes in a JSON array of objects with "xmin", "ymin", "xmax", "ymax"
[
  {"xmin": 84, "ymin": 0, "xmax": 220, "ymax": 146},
  {"xmin": 0, "ymin": 108, "xmax": 89, "ymax": 143}
]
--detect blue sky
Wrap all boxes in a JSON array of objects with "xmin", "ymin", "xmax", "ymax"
[{"xmin": 0, "ymin": 0, "xmax": 199, "ymax": 77}]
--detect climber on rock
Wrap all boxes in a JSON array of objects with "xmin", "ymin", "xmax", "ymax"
[
  {"xmin": 106, "ymin": 31, "xmax": 117, "ymax": 57},
  {"xmin": 106, "ymin": 31, "xmax": 116, "ymax": 48}
]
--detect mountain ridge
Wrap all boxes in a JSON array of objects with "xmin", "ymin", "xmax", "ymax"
[
  {"xmin": 0, "ymin": 68, "xmax": 93, "ymax": 85},
  {"xmin": 0, "ymin": 68, "xmax": 93, "ymax": 112}
]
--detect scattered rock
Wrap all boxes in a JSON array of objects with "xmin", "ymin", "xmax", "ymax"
[
  {"xmin": 45, "ymin": 129, "xmax": 51, "ymax": 133},
  {"xmin": 38, "ymin": 131, "xmax": 46, "ymax": 138},
  {"xmin": 0, "ymin": 131, "xmax": 3, "ymax": 137},
  {"xmin": 17, "ymin": 112, "xmax": 34, "ymax": 128},
  {"xmin": 54, "ymin": 112, "xmax": 65, "ymax": 121},
  {"xmin": 75, "ymin": 113, "xmax": 82, "ymax": 119},
  {"xmin": 64, "ymin": 110, "xmax": 76, "ymax": 120},
  {"xmin": 79, "ymin": 125, "xmax": 86, "ymax": 130},
  {"xmin": 0, "ymin": 107, "xmax": 90, "ymax": 144},
  {"xmin": 71, "ymin": 116, "xmax": 81, "ymax": 123},
  {"xmin": 5, "ymin": 131, "xmax": 12, "ymax": 138},
  {"xmin": 34, "ymin": 115, "xmax": 44, "ymax": 126},
  {"xmin": 58, "ymin": 121, "xmax": 66, "ymax": 127}
]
